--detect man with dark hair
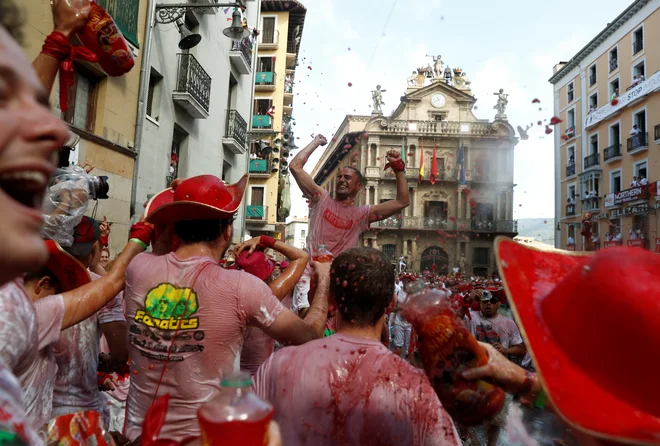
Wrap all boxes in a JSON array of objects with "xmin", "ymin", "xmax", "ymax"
[
  {"xmin": 253, "ymin": 248, "xmax": 461, "ymax": 445},
  {"xmin": 290, "ymin": 135, "xmax": 410, "ymax": 316},
  {"xmin": 123, "ymin": 175, "xmax": 330, "ymax": 442}
]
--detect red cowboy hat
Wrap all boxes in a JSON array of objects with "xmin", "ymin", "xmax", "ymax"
[
  {"xmin": 147, "ymin": 175, "xmax": 248, "ymax": 225},
  {"xmin": 44, "ymin": 239, "xmax": 91, "ymax": 292},
  {"xmin": 495, "ymin": 237, "xmax": 660, "ymax": 444},
  {"xmin": 235, "ymin": 250, "xmax": 276, "ymax": 281}
]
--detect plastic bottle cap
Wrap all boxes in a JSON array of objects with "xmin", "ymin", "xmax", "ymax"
[
  {"xmin": 221, "ymin": 378, "xmax": 253, "ymax": 388},
  {"xmin": 221, "ymin": 371, "xmax": 253, "ymax": 388}
]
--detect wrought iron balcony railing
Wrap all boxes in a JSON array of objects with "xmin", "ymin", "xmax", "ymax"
[
  {"xmin": 566, "ymin": 203, "xmax": 576, "ymax": 216},
  {"xmin": 225, "ymin": 109, "xmax": 247, "ymax": 149},
  {"xmin": 175, "ymin": 53, "xmax": 211, "ymax": 113},
  {"xmin": 603, "ymin": 143, "xmax": 622, "ymax": 161},
  {"xmin": 231, "ymin": 37, "xmax": 252, "ymax": 67},
  {"xmin": 581, "ymin": 196, "xmax": 601, "ymax": 212},
  {"xmin": 627, "ymin": 132, "xmax": 648, "ymax": 152},
  {"xmin": 566, "ymin": 163, "xmax": 576, "ymax": 177},
  {"xmin": 584, "ymin": 152, "xmax": 600, "ymax": 169},
  {"xmin": 472, "ymin": 220, "xmax": 518, "ymax": 233}
]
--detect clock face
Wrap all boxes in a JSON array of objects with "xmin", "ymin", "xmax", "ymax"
[{"xmin": 431, "ymin": 93, "xmax": 446, "ymax": 108}]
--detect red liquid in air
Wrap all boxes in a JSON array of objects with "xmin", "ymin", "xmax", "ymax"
[
  {"xmin": 401, "ymin": 282, "xmax": 505, "ymax": 425},
  {"xmin": 312, "ymin": 254, "xmax": 334, "ymax": 263},
  {"xmin": 198, "ymin": 409, "xmax": 273, "ymax": 446}
]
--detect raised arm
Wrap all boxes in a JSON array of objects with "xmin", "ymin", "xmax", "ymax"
[
  {"xmin": 263, "ymin": 261, "xmax": 329, "ymax": 345},
  {"xmin": 370, "ymin": 150, "xmax": 410, "ymax": 222},
  {"xmin": 236, "ymin": 236, "xmax": 309, "ymax": 301},
  {"xmin": 33, "ymin": 0, "xmax": 91, "ymax": 93},
  {"xmin": 59, "ymin": 223, "xmax": 152, "ymax": 329},
  {"xmin": 290, "ymin": 135, "xmax": 327, "ymax": 203}
]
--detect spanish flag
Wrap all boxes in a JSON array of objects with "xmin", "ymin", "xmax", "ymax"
[{"xmin": 419, "ymin": 138, "xmax": 425, "ymax": 184}]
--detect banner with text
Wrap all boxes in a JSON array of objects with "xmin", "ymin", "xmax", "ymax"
[
  {"xmin": 604, "ymin": 186, "xmax": 649, "ymax": 208},
  {"xmin": 585, "ymin": 70, "xmax": 660, "ymax": 129}
]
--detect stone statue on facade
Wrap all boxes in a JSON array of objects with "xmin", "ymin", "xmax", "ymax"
[
  {"xmin": 371, "ymin": 85, "xmax": 386, "ymax": 114},
  {"xmin": 452, "ymin": 68, "xmax": 471, "ymax": 90},
  {"xmin": 493, "ymin": 88, "xmax": 509, "ymax": 120},
  {"xmin": 443, "ymin": 66, "xmax": 453, "ymax": 85},
  {"xmin": 458, "ymin": 254, "xmax": 467, "ymax": 271},
  {"xmin": 426, "ymin": 54, "xmax": 443, "ymax": 78},
  {"xmin": 407, "ymin": 71, "xmax": 418, "ymax": 87}
]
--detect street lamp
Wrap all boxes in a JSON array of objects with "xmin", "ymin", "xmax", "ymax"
[{"xmin": 154, "ymin": 2, "xmax": 246, "ymax": 25}]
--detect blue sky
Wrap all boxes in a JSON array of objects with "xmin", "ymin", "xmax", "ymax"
[{"xmin": 287, "ymin": 0, "xmax": 630, "ymax": 220}]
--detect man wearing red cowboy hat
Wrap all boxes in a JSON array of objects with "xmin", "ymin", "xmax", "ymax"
[
  {"xmin": 233, "ymin": 235, "xmax": 309, "ymax": 375},
  {"xmin": 481, "ymin": 237, "xmax": 660, "ymax": 445},
  {"xmin": 253, "ymin": 248, "xmax": 461, "ymax": 445},
  {"xmin": 290, "ymin": 134, "xmax": 410, "ymax": 317},
  {"xmin": 123, "ymin": 175, "xmax": 330, "ymax": 442}
]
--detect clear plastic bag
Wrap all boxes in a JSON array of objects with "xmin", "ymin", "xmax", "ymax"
[{"xmin": 41, "ymin": 166, "xmax": 92, "ymax": 247}]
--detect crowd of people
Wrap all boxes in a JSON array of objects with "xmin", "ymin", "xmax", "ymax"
[{"xmin": 0, "ymin": 1, "xmax": 658, "ymax": 446}]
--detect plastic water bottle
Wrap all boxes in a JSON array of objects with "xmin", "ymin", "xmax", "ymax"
[
  {"xmin": 197, "ymin": 372, "xmax": 274, "ymax": 446},
  {"xmin": 401, "ymin": 279, "xmax": 505, "ymax": 425},
  {"xmin": 312, "ymin": 244, "xmax": 333, "ymax": 263}
]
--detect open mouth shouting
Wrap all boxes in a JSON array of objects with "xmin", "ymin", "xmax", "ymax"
[{"xmin": 0, "ymin": 165, "xmax": 52, "ymax": 218}]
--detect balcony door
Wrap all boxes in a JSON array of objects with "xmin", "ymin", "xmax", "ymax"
[
  {"xmin": 425, "ymin": 201, "xmax": 448, "ymax": 219},
  {"xmin": 258, "ymin": 57, "xmax": 274, "ymax": 73},
  {"xmin": 254, "ymin": 99, "xmax": 273, "ymax": 115},
  {"xmin": 250, "ymin": 186, "xmax": 265, "ymax": 207},
  {"xmin": 475, "ymin": 203, "xmax": 494, "ymax": 222},
  {"xmin": 262, "ymin": 17, "xmax": 276, "ymax": 44}
]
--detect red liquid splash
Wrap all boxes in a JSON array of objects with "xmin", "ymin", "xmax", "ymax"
[
  {"xmin": 401, "ymin": 285, "xmax": 505, "ymax": 425},
  {"xmin": 312, "ymin": 254, "xmax": 334, "ymax": 263},
  {"xmin": 198, "ymin": 409, "xmax": 273, "ymax": 446}
]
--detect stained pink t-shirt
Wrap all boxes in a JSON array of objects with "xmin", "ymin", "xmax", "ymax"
[
  {"xmin": 52, "ymin": 271, "xmax": 125, "ymax": 422},
  {"xmin": 0, "ymin": 280, "xmax": 65, "ymax": 431},
  {"xmin": 0, "ymin": 358, "xmax": 42, "ymax": 446},
  {"xmin": 293, "ymin": 191, "xmax": 371, "ymax": 312},
  {"xmin": 123, "ymin": 252, "xmax": 284, "ymax": 442},
  {"xmin": 240, "ymin": 328, "xmax": 275, "ymax": 375},
  {"xmin": 253, "ymin": 333, "xmax": 461, "ymax": 446}
]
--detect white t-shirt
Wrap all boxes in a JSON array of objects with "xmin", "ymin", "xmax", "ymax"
[
  {"xmin": 467, "ymin": 311, "xmax": 523, "ymax": 350},
  {"xmin": 630, "ymin": 127, "xmax": 640, "ymax": 136},
  {"xmin": 567, "ymin": 236, "xmax": 575, "ymax": 245},
  {"xmin": 52, "ymin": 271, "xmax": 125, "ymax": 421},
  {"xmin": 640, "ymin": 178, "xmax": 648, "ymax": 186}
]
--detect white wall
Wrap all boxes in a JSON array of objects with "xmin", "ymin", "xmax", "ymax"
[
  {"xmin": 286, "ymin": 221, "xmax": 308, "ymax": 249},
  {"xmin": 135, "ymin": 2, "xmax": 261, "ymax": 239}
]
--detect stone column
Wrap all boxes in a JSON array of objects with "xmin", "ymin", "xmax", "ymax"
[
  {"xmin": 407, "ymin": 188, "xmax": 414, "ymax": 217},
  {"xmin": 412, "ymin": 238, "xmax": 418, "ymax": 270},
  {"xmin": 374, "ymin": 184, "xmax": 379, "ymax": 204},
  {"xmin": 457, "ymin": 188, "xmax": 463, "ymax": 220}
]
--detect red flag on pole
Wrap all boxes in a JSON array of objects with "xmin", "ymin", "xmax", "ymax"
[
  {"xmin": 418, "ymin": 139, "xmax": 425, "ymax": 184},
  {"xmin": 430, "ymin": 141, "xmax": 438, "ymax": 185}
]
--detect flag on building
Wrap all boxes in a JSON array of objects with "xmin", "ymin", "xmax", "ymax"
[
  {"xmin": 419, "ymin": 139, "xmax": 425, "ymax": 184},
  {"xmin": 458, "ymin": 143, "xmax": 466, "ymax": 184},
  {"xmin": 430, "ymin": 141, "xmax": 438, "ymax": 185}
]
